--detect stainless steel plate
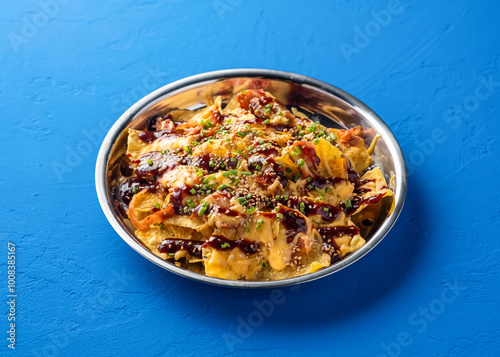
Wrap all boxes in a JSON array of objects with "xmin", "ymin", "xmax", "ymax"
[{"xmin": 95, "ymin": 69, "xmax": 407, "ymax": 288}]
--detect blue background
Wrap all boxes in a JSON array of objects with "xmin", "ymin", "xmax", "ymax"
[{"xmin": 1, "ymin": 0, "xmax": 499, "ymax": 356}]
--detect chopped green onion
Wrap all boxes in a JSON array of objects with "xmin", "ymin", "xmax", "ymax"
[
  {"xmin": 238, "ymin": 197, "xmax": 247, "ymax": 205},
  {"xmin": 132, "ymin": 186, "xmax": 137, "ymax": 194},
  {"xmin": 313, "ymin": 138, "xmax": 320, "ymax": 145},
  {"xmin": 238, "ymin": 132, "xmax": 246, "ymax": 138},
  {"xmin": 239, "ymin": 171, "xmax": 251, "ymax": 176},
  {"xmin": 154, "ymin": 203, "xmax": 161, "ymax": 209},
  {"xmin": 323, "ymin": 207, "xmax": 329, "ymax": 212},
  {"xmin": 221, "ymin": 243, "xmax": 229, "ymax": 248},
  {"xmin": 256, "ymin": 219, "xmax": 263, "ymax": 230},
  {"xmin": 218, "ymin": 184, "xmax": 229, "ymax": 190},
  {"xmin": 276, "ymin": 213, "xmax": 283, "ymax": 220},
  {"xmin": 229, "ymin": 169, "xmax": 238, "ymax": 176},
  {"xmin": 147, "ymin": 159, "xmax": 153, "ymax": 166},
  {"xmin": 199, "ymin": 202, "xmax": 209, "ymax": 215},
  {"xmin": 186, "ymin": 199, "xmax": 195, "ymax": 208},
  {"xmin": 315, "ymin": 187, "xmax": 325, "ymax": 195},
  {"xmin": 344, "ymin": 199, "xmax": 352, "ymax": 208},
  {"xmin": 330, "ymin": 132, "xmax": 337, "ymax": 140},
  {"xmin": 308, "ymin": 184, "xmax": 313, "ymax": 190},
  {"xmin": 191, "ymin": 141, "xmax": 199, "ymax": 146},
  {"xmin": 297, "ymin": 158, "xmax": 305, "ymax": 168},
  {"xmin": 209, "ymin": 160, "xmax": 215, "ymax": 168},
  {"xmin": 299, "ymin": 202, "xmax": 305, "ymax": 213},
  {"xmin": 263, "ymin": 119, "xmax": 270, "ymax": 125}
]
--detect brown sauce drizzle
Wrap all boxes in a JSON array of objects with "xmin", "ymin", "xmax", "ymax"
[
  {"xmin": 135, "ymin": 152, "xmax": 182, "ymax": 177},
  {"xmin": 138, "ymin": 130, "xmax": 177, "ymax": 143},
  {"xmin": 277, "ymin": 206, "xmax": 308, "ymax": 243},
  {"xmin": 202, "ymin": 235, "xmax": 259, "ymax": 255},
  {"xmin": 158, "ymin": 238, "xmax": 203, "ymax": 258},
  {"xmin": 118, "ymin": 177, "xmax": 156, "ymax": 205},
  {"xmin": 345, "ymin": 193, "xmax": 385, "ymax": 215},
  {"xmin": 275, "ymin": 197, "xmax": 342, "ymax": 222},
  {"xmin": 318, "ymin": 226, "xmax": 361, "ymax": 261}
]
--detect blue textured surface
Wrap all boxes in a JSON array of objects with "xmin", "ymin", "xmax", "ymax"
[{"xmin": 1, "ymin": 1, "xmax": 499, "ymax": 356}]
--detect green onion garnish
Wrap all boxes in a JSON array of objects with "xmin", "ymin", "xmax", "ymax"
[
  {"xmin": 199, "ymin": 202, "xmax": 209, "ymax": 215},
  {"xmin": 315, "ymin": 187, "xmax": 325, "ymax": 195}
]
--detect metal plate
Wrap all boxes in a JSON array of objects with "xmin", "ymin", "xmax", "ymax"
[{"xmin": 95, "ymin": 69, "xmax": 407, "ymax": 288}]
